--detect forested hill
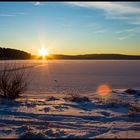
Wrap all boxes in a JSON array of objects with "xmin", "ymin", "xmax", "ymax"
[
  {"xmin": 1, "ymin": 47, "xmax": 140, "ymax": 60},
  {"xmin": 48, "ymin": 54, "xmax": 140, "ymax": 60},
  {"xmin": 0, "ymin": 47, "xmax": 31, "ymax": 59}
]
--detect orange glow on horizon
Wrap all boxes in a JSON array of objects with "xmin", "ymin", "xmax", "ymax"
[{"xmin": 97, "ymin": 84, "xmax": 111, "ymax": 97}]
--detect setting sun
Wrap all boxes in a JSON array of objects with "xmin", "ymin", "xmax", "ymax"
[{"xmin": 38, "ymin": 47, "xmax": 49, "ymax": 59}]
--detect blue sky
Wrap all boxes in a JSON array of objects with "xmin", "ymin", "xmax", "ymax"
[{"xmin": 0, "ymin": 2, "xmax": 140, "ymax": 55}]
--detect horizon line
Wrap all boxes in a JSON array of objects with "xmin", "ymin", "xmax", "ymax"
[{"xmin": 32, "ymin": 53, "xmax": 140, "ymax": 56}]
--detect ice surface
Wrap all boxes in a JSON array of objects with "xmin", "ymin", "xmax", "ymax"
[{"xmin": 1, "ymin": 60, "xmax": 140, "ymax": 94}]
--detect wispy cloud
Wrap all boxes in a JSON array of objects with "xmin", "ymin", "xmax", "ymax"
[
  {"xmin": 116, "ymin": 27, "xmax": 140, "ymax": 40},
  {"xmin": 129, "ymin": 17, "xmax": 140, "ymax": 25},
  {"xmin": 116, "ymin": 28, "xmax": 137, "ymax": 34},
  {"xmin": 0, "ymin": 12, "xmax": 28, "ymax": 17},
  {"xmin": 118, "ymin": 34, "xmax": 135, "ymax": 40},
  {"xmin": 66, "ymin": 2, "xmax": 140, "ymax": 15},
  {"xmin": 66, "ymin": 2, "xmax": 140, "ymax": 25},
  {"xmin": 33, "ymin": 2, "xmax": 46, "ymax": 6},
  {"xmin": 116, "ymin": 27, "xmax": 140, "ymax": 36},
  {"xmin": 0, "ymin": 14, "xmax": 16, "ymax": 17}
]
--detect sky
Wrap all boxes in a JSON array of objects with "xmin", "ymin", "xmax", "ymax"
[{"xmin": 0, "ymin": 2, "xmax": 140, "ymax": 55}]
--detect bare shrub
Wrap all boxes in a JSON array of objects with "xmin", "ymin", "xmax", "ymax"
[
  {"xmin": 63, "ymin": 88, "xmax": 90, "ymax": 103},
  {"xmin": 68, "ymin": 92, "xmax": 90, "ymax": 103},
  {"xmin": 0, "ymin": 63, "xmax": 30, "ymax": 99},
  {"xmin": 69, "ymin": 92, "xmax": 80, "ymax": 100},
  {"xmin": 70, "ymin": 96, "xmax": 91, "ymax": 103}
]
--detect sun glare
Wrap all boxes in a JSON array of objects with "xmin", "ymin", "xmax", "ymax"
[
  {"xmin": 38, "ymin": 47, "xmax": 49, "ymax": 59},
  {"xmin": 97, "ymin": 84, "xmax": 111, "ymax": 97}
]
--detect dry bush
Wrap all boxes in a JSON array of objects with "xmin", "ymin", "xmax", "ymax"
[
  {"xmin": 70, "ymin": 96, "xmax": 91, "ymax": 103},
  {"xmin": 63, "ymin": 88, "xmax": 90, "ymax": 103},
  {"xmin": 68, "ymin": 91, "xmax": 90, "ymax": 103},
  {"xmin": 0, "ymin": 63, "xmax": 30, "ymax": 99},
  {"xmin": 69, "ymin": 92, "xmax": 80, "ymax": 99}
]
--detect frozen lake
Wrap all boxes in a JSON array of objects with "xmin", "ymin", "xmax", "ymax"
[
  {"xmin": 0, "ymin": 60, "xmax": 140, "ymax": 94},
  {"xmin": 0, "ymin": 60, "xmax": 140, "ymax": 138}
]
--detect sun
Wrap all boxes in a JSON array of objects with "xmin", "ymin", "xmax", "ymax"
[{"xmin": 38, "ymin": 47, "xmax": 49, "ymax": 59}]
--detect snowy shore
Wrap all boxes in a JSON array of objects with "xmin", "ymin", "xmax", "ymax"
[{"xmin": 0, "ymin": 89, "xmax": 140, "ymax": 138}]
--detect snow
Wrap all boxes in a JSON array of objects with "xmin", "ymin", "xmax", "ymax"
[
  {"xmin": 0, "ymin": 90, "xmax": 140, "ymax": 138},
  {"xmin": 0, "ymin": 60, "xmax": 140, "ymax": 138}
]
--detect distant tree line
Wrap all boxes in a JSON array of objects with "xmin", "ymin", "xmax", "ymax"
[
  {"xmin": 0, "ymin": 47, "xmax": 31, "ymax": 60},
  {"xmin": 1, "ymin": 47, "xmax": 140, "ymax": 60},
  {"xmin": 47, "ymin": 54, "xmax": 140, "ymax": 60}
]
